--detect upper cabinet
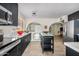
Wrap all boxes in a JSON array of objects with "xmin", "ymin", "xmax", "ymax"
[
  {"xmin": 68, "ymin": 11, "xmax": 79, "ymax": 21},
  {"xmin": 0, "ymin": 3, "xmax": 18, "ymax": 26}
]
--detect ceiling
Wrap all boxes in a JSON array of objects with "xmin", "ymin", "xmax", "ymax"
[{"xmin": 19, "ymin": 3, "xmax": 79, "ymax": 18}]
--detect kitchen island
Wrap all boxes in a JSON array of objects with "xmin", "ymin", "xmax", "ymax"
[
  {"xmin": 64, "ymin": 42, "xmax": 79, "ymax": 56},
  {"xmin": 40, "ymin": 33, "xmax": 54, "ymax": 53},
  {"xmin": 0, "ymin": 33, "xmax": 31, "ymax": 56}
]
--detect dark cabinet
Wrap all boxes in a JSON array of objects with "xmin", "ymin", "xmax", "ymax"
[
  {"xmin": 4, "ymin": 33, "xmax": 31, "ymax": 56},
  {"xmin": 17, "ymin": 33, "xmax": 31, "ymax": 56},
  {"xmin": 4, "ymin": 45, "xmax": 18, "ymax": 56},
  {"xmin": 68, "ymin": 11, "xmax": 79, "ymax": 21},
  {"xmin": 66, "ymin": 46, "xmax": 79, "ymax": 56},
  {"xmin": 3, "ymin": 40, "xmax": 20, "ymax": 56},
  {"xmin": 41, "ymin": 35, "xmax": 54, "ymax": 53}
]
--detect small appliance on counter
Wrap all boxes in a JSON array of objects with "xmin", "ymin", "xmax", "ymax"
[{"xmin": 0, "ymin": 29, "xmax": 3, "ymax": 45}]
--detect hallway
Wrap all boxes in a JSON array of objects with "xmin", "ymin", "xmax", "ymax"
[{"xmin": 22, "ymin": 36, "xmax": 66, "ymax": 56}]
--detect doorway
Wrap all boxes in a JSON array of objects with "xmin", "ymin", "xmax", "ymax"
[
  {"xmin": 49, "ymin": 23, "xmax": 63, "ymax": 36},
  {"xmin": 27, "ymin": 22, "xmax": 42, "ymax": 41}
]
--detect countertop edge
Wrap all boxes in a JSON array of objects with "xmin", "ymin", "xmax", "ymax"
[{"xmin": 64, "ymin": 42, "xmax": 79, "ymax": 53}]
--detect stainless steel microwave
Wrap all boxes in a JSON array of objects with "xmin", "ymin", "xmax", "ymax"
[{"xmin": 0, "ymin": 5, "xmax": 12, "ymax": 25}]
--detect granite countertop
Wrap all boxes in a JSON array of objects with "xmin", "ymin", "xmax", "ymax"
[
  {"xmin": 64, "ymin": 42, "xmax": 79, "ymax": 53},
  {"xmin": 0, "ymin": 32, "xmax": 31, "ymax": 49}
]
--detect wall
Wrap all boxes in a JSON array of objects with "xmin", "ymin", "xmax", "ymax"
[
  {"xmin": 18, "ymin": 16, "xmax": 26, "ymax": 31},
  {"xmin": 26, "ymin": 18, "xmax": 60, "ymax": 31}
]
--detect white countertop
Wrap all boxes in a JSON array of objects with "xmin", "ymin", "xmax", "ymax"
[
  {"xmin": 64, "ymin": 42, "xmax": 79, "ymax": 52},
  {"xmin": 41, "ymin": 33, "xmax": 53, "ymax": 36}
]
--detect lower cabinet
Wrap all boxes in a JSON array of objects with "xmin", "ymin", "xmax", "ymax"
[
  {"xmin": 66, "ymin": 46, "xmax": 79, "ymax": 56},
  {"xmin": 41, "ymin": 36, "xmax": 54, "ymax": 53},
  {"xmin": 4, "ymin": 33, "xmax": 31, "ymax": 56},
  {"xmin": 4, "ymin": 45, "xmax": 18, "ymax": 56}
]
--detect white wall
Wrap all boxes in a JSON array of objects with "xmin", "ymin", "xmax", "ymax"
[{"xmin": 26, "ymin": 18, "xmax": 60, "ymax": 31}]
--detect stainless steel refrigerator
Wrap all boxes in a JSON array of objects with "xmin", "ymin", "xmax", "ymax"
[{"xmin": 63, "ymin": 19, "xmax": 79, "ymax": 42}]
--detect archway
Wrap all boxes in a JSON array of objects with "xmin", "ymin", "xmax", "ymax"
[
  {"xmin": 27, "ymin": 22, "xmax": 42, "ymax": 32},
  {"xmin": 27, "ymin": 22, "xmax": 43, "ymax": 41},
  {"xmin": 49, "ymin": 22, "xmax": 63, "ymax": 36}
]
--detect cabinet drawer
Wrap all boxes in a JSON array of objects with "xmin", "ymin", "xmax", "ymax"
[{"xmin": 42, "ymin": 45, "xmax": 51, "ymax": 49}]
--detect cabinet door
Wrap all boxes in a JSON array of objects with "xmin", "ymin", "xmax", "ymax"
[
  {"xmin": 68, "ymin": 11, "xmax": 79, "ymax": 21},
  {"xmin": 66, "ymin": 46, "xmax": 79, "ymax": 56},
  {"xmin": 17, "ymin": 38, "xmax": 24, "ymax": 56},
  {"xmin": 21, "ymin": 37, "xmax": 27, "ymax": 53},
  {"xmin": 17, "ymin": 42, "xmax": 22, "ymax": 56},
  {"xmin": 4, "ymin": 45, "xmax": 18, "ymax": 56},
  {"xmin": 17, "ymin": 36, "xmax": 29, "ymax": 56},
  {"xmin": 17, "ymin": 34, "xmax": 31, "ymax": 56}
]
